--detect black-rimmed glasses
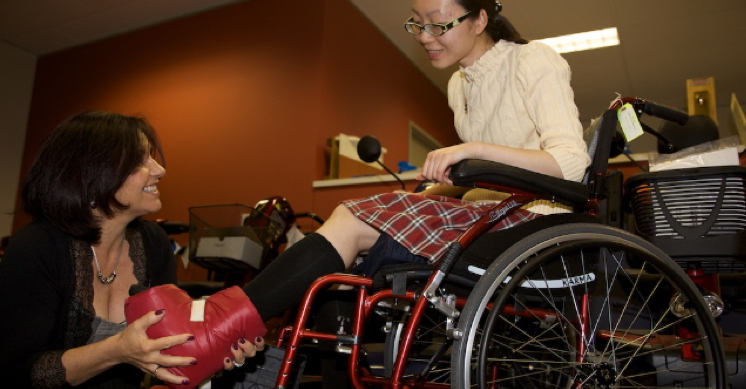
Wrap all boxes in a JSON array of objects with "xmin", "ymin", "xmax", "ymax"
[{"xmin": 404, "ymin": 11, "xmax": 472, "ymax": 37}]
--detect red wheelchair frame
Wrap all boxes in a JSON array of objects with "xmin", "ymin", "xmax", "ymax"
[{"xmin": 274, "ymin": 193, "xmax": 565, "ymax": 388}]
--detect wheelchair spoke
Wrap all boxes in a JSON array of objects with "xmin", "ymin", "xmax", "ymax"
[
  {"xmin": 493, "ymin": 314, "xmax": 574, "ymax": 361},
  {"xmin": 601, "ymin": 260, "xmax": 651, "ymax": 351},
  {"xmin": 596, "ymin": 261, "xmax": 662, "ymax": 361},
  {"xmin": 506, "ymin": 294, "xmax": 577, "ymax": 353},
  {"xmin": 482, "ymin": 359, "xmax": 583, "ymax": 387},
  {"xmin": 612, "ymin": 334, "xmax": 712, "ymax": 365}
]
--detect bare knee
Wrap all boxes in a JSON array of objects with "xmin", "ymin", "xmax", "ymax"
[
  {"xmin": 328, "ymin": 204, "xmax": 357, "ymax": 222},
  {"xmin": 317, "ymin": 205, "xmax": 379, "ymax": 265},
  {"xmin": 319, "ymin": 205, "xmax": 371, "ymax": 238}
]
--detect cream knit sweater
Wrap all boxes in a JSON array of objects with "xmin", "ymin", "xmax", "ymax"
[{"xmin": 448, "ymin": 40, "xmax": 591, "ymax": 213}]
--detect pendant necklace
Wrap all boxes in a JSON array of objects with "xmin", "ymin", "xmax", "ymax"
[{"xmin": 91, "ymin": 236, "xmax": 125, "ymax": 284}]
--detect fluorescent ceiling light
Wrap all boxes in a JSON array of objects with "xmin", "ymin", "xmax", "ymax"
[{"xmin": 536, "ymin": 27, "xmax": 620, "ymax": 54}]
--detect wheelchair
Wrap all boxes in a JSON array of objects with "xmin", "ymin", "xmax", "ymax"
[{"xmin": 253, "ymin": 100, "xmax": 728, "ymax": 388}]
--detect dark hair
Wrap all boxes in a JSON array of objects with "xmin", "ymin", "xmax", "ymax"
[
  {"xmin": 22, "ymin": 111, "xmax": 165, "ymax": 243},
  {"xmin": 457, "ymin": 0, "xmax": 527, "ymax": 44}
]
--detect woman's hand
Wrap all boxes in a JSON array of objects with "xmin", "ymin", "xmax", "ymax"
[
  {"xmin": 116, "ymin": 310, "xmax": 197, "ymax": 385},
  {"xmin": 61, "ymin": 310, "xmax": 196, "ymax": 386},
  {"xmin": 418, "ymin": 143, "xmax": 481, "ymax": 185},
  {"xmin": 223, "ymin": 337, "xmax": 266, "ymax": 370}
]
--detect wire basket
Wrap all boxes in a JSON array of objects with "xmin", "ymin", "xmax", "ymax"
[
  {"xmin": 188, "ymin": 204, "xmax": 283, "ymax": 272},
  {"xmin": 625, "ymin": 166, "xmax": 746, "ymax": 272}
]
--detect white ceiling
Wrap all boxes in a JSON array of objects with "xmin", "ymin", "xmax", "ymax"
[
  {"xmin": 0, "ymin": 0, "xmax": 242, "ymax": 54},
  {"xmin": 2, "ymin": 0, "xmax": 745, "ymax": 125}
]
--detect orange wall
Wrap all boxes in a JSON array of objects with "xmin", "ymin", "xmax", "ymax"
[{"xmin": 15, "ymin": 0, "xmax": 458, "ymax": 240}]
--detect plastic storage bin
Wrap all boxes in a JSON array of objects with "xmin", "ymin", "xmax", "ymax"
[{"xmin": 625, "ymin": 166, "xmax": 746, "ymax": 273}]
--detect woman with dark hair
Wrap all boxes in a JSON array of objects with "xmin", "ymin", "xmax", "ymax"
[{"xmin": 0, "ymin": 111, "xmax": 262, "ymax": 389}]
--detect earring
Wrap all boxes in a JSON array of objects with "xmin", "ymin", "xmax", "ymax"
[
  {"xmin": 495, "ymin": 1, "xmax": 502, "ymax": 14},
  {"xmin": 90, "ymin": 200, "xmax": 97, "ymax": 208}
]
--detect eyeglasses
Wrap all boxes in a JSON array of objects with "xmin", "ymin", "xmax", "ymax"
[{"xmin": 404, "ymin": 11, "xmax": 472, "ymax": 37}]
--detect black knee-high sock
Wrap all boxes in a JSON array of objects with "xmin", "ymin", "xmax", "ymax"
[{"xmin": 243, "ymin": 233, "xmax": 346, "ymax": 321}]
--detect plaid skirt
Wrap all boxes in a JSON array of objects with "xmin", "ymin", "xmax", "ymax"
[{"xmin": 342, "ymin": 193, "xmax": 539, "ymax": 263}]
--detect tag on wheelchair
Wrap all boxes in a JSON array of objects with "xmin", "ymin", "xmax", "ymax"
[{"xmin": 617, "ymin": 103, "xmax": 644, "ymax": 141}]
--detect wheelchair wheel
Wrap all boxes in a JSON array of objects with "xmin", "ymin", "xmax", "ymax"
[
  {"xmin": 452, "ymin": 223, "xmax": 726, "ymax": 388},
  {"xmin": 376, "ymin": 297, "xmax": 453, "ymax": 385}
]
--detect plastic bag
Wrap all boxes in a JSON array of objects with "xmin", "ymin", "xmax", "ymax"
[{"xmin": 648, "ymin": 136, "xmax": 740, "ymax": 172}]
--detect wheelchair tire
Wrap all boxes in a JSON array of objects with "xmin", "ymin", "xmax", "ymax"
[{"xmin": 452, "ymin": 223, "xmax": 726, "ymax": 388}]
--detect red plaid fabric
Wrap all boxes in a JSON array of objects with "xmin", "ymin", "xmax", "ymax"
[{"xmin": 342, "ymin": 193, "xmax": 539, "ymax": 262}]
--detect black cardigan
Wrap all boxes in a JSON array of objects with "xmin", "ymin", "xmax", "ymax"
[{"xmin": 0, "ymin": 218, "xmax": 176, "ymax": 389}]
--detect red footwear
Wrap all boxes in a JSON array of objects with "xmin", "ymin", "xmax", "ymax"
[{"xmin": 125, "ymin": 284, "xmax": 266, "ymax": 387}]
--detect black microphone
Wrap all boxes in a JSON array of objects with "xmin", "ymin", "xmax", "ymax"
[{"xmin": 357, "ymin": 135, "xmax": 406, "ymax": 191}]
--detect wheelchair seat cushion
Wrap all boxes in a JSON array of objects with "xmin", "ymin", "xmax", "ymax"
[
  {"xmin": 369, "ymin": 213, "xmax": 600, "ymax": 295},
  {"xmin": 454, "ymin": 213, "xmax": 601, "ymax": 281},
  {"xmin": 124, "ymin": 284, "xmax": 266, "ymax": 388}
]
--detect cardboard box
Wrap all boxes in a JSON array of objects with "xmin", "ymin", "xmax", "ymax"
[{"xmin": 195, "ymin": 236, "xmax": 263, "ymax": 269}]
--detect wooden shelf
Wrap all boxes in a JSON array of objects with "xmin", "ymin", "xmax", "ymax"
[{"xmin": 313, "ymin": 170, "xmax": 420, "ymax": 188}]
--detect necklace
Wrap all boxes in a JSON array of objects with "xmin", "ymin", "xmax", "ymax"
[{"xmin": 91, "ymin": 236, "xmax": 125, "ymax": 284}]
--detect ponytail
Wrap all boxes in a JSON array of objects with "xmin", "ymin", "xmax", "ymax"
[{"xmin": 459, "ymin": 0, "xmax": 528, "ymax": 44}]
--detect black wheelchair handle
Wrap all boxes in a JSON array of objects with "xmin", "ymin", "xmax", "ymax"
[
  {"xmin": 448, "ymin": 159, "xmax": 589, "ymax": 208},
  {"xmin": 641, "ymin": 101, "xmax": 689, "ymax": 126},
  {"xmin": 611, "ymin": 97, "xmax": 689, "ymax": 126}
]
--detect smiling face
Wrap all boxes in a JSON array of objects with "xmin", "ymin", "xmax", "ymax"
[
  {"xmin": 114, "ymin": 141, "xmax": 166, "ymax": 219},
  {"xmin": 410, "ymin": 0, "xmax": 492, "ymax": 68}
]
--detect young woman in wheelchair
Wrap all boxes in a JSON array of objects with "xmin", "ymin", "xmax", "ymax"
[
  {"xmin": 126, "ymin": 0, "xmax": 592, "ymax": 383},
  {"xmin": 241, "ymin": 0, "xmax": 589, "ymax": 321}
]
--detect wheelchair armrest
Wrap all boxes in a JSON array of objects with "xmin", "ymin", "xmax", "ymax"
[{"xmin": 449, "ymin": 159, "xmax": 589, "ymax": 208}]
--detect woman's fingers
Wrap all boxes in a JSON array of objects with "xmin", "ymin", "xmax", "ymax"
[
  {"xmin": 224, "ymin": 336, "xmax": 266, "ymax": 371},
  {"xmin": 422, "ymin": 149, "xmax": 454, "ymax": 183},
  {"xmin": 150, "ymin": 333, "xmax": 195, "ymax": 353},
  {"xmin": 126, "ymin": 310, "xmax": 197, "ymax": 375},
  {"xmin": 150, "ymin": 363, "xmax": 192, "ymax": 386},
  {"xmin": 231, "ymin": 342, "xmax": 246, "ymax": 364},
  {"xmin": 223, "ymin": 342, "xmax": 246, "ymax": 371},
  {"xmin": 139, "ymin": 312, "xmax": 197, "ymax": 356},
  {"xmin": 155, "ymin": 352, "xmax": 197, "ymax": 370},
  {"xmin": 240, "ymin": 336, "xmax": 265, "ymax": 356},
  {"xmin": 253, "ymin": 337, "xmax": 265, "ymax": 352},
  {"xmin": 421, "ymin": 150, "xmax": 440, "ymax": 181},
  {"xmin": 423, "ymin": 143, "xmax": 475, "ymax": 183},
  {"xmin": 222, "ymin": 340, "xmax": 247, "ymax": 371},
  {"xmin": 128, "ymin": 309, "xmax": 166, "ymax": 332}
]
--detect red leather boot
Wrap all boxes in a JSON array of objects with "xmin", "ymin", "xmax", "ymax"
[{"xmin": 125, "ymin": 284, "xmax": 266, "ymax": 388}]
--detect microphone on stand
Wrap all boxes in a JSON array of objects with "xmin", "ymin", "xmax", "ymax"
[{"xmin": 357, "ymin": 135, "xmax": 406, "ymax": 191}]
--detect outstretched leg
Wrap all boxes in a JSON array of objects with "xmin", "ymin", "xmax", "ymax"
[{"xmin": 243, "ymin": 205, "xmax": 380, "ymax": 320}]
